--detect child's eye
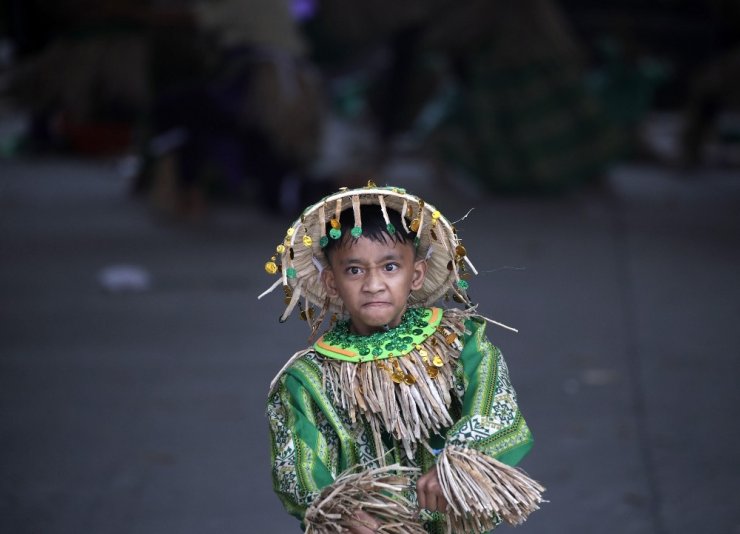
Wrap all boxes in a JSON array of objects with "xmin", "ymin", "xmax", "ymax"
[
  {"xmin": 384, "ymin": 263, "xmax": 399, "ymax": 272},
  {"xmin": 346, "ymin": 266, "xmax": 362, "ymax": 275}
]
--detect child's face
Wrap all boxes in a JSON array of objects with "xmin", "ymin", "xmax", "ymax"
[{"xmin": 322, "ymin": 236, "xmax": 427, "ymax": 336}]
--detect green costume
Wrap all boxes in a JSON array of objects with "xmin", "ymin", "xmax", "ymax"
[
  {"xmin": 261, "ymin": 184, "xmax": 544, "ymax": 532},
  {"xmin": 268, "ymin": 307, "xmax": 533, "ymax": 533}
]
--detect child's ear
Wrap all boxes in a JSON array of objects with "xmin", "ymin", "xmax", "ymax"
[
  {"xmin": 410, "ymin": 259, "xmax": 427, "ymax": 291},
  {"xmin": 322, "ymin": 268, "xmax": 338, "ymax": 297}
]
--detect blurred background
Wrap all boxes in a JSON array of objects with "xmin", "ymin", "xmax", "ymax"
[{"xmin": 1, "ymin": 0, "xmax": 738, "ymax": 533}]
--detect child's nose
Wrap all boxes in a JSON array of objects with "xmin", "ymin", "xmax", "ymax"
[{"xmin": 362, "ymin": 269, "xmax": 385, "ymax": 292}]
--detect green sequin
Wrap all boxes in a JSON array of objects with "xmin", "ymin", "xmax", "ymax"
[
  {"xmin": 351, "ymin": 226, "xmax": 363, "ymax": 238},
  {"xmin": 315, "ymin": 307, "xmax": 442, "ymax": 362},
  {"xmin": 414, "ymin": 237, "xmax": 420, "ymax": 247},
  {"xmin": 457, "ymin": 279, "xmax": 469, "ymax": 290},
  {"xmin": 319, "ymin": 236, "xmax": 329, "ymax": 248},
  {"xmin": 329, "ymin": 228, "xmax": 342, "ymax": 240},
  {"xmin": 286, "ymin": 267, "xmax": 297, "ymax": 279},
  {"xmin": 386, "ymin": 223, "xmax": 396, "ymax": 235}
]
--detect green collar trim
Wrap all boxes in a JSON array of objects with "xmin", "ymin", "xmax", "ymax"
[{"xmin": 314, "ymin": 307, "xmax": 443, "ymax": 362}]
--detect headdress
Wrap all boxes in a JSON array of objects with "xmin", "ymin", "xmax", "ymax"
[{"xmin": 258, "ymin": 181, "xmax": 478, "ymax": 331}]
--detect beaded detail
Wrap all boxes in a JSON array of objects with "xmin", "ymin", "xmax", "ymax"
[{"xmin": 315, "ymin": 307, "xmax": 442, "ymax": 362}]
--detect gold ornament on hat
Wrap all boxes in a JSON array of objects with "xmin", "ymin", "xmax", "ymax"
[{"xmin": 258, "ymin": 184, "xmax": 485, "ymax": 330}]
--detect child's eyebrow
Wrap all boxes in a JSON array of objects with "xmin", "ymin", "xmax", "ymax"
[{"xmin": 339, "ymin": 253, "xmax": 403, "ymax": 265}]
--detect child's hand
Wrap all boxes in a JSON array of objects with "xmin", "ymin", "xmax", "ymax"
[
  {"xmin": 417, "ymin": 465, "xmax": 448, "ymax": 513},
  {"xmin": 346, "ymin": 509, "xmax": 380, "ymax": 533}
]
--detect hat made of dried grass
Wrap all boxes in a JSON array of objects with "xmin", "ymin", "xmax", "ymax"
[{"xmin": 258, "ymin": 183, "xmax": 477, "ymax": 330}]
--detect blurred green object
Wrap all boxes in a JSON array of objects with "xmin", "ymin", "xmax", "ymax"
[
  {"xmin": 587, "ymin": 37, "xmax": 670, "ymax": 131},
  {"xmin": 434, "ymin": 46, "xmax": 628, "ymax": 194}
]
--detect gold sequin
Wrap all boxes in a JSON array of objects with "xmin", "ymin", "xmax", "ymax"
[
  {"xmin": 432, "ymin": 210, "xmax": 441, "ymax": 220},
  {"xmin": 432, "ymin": 355, "xmax": 444, "ymax": 367},
  {"xmin": 426, "ymin": 366, "xmax": 439, "ymax": 379},
  {"xmin": 445, "ymin": 333, "xmax": 458, "ymax": 344},
  {"xmin": 265, "ymin": 261, "xmax": 278, "ymax": 275},
  {"xmin": 276, "ymin": 244, "xmax": 286, "ymax": 254},
  {"xmin": 418, "ymin": 349, "xmax": 428, "ymax": 358},
  {"xmin": 330, "ymin": 218, "xmax": 341, "ymax": 229},
  {"xmin": 391, "ymin": 371, "xmax": 405, "ymax": 384},
  {"xmin": 302, "ymin": 235, "xmax": 313, "ymax": 247},
  {"xmin": 286, "ymin": 228, "xmax": 295, "ymax": 237},
  {"xmin": 367, "ymin": 180, "xmax": 377, "ymax": 188},
  {"xmin": 403, "ymin": 374, "xmax": 416, "ymax": 385},
  {"xmin": 455, "ymin": 244, "xmax": 467, "ymax": 257},
  {"xmin": 410, "ymin": 218, "xmax": 420, "ymax": 232}
]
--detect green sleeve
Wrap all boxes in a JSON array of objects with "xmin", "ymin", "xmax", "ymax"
[
  {"xmin": 267, "ymin": 362, "xmax": 338, "ymax": 523},
  {"xmin": 446, "ymin": 318, "xmax": 534, "ymax": 466}
]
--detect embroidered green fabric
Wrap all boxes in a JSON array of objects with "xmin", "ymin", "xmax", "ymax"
[
  {"xmin": 314, "ymin": 307, "xmax": 443, "ymax": 362},
  {"xmin": 267, "ymin": 312, "xmax": 534, "ymax": 533}
]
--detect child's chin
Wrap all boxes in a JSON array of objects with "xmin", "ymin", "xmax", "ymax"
[{"xmin": 361, "ymin": 312, "xmax": 400, "ymax": 329}]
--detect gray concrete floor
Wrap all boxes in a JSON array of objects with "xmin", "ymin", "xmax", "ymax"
[{"xmin": 1, "ymin": 155, "xmax": 739, "ymax": 534}]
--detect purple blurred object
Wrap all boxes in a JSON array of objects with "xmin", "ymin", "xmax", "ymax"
[{"xmin": 291, "ymin": 0, "xmax": 316, "ymax": 21}]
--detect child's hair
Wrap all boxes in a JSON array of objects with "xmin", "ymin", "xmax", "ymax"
[{"xmin": 323, "ymin": 204, "xmax": 417, "ymax": 264}]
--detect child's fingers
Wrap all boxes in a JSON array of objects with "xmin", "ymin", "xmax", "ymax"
[
  {"xmin": 417, "ymin": 466, "xmax": 449, "ymax": 512},
  {"xmin": 346, "ymin": 509, "xmax": 379, "ymax": 533}
]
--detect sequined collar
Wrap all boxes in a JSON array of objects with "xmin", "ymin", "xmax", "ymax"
[{"xmin": 314, "ymin": 307, "xmax": 442, "ymax": 362}]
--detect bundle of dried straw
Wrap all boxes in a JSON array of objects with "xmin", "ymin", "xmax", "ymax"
[
  {"xmin": 436, "ymin": 445, "xmax": 546, "ymax": 532},
  {"xmin": 304, "ymin": 465, "xmax": 426, "ymax": 533}
]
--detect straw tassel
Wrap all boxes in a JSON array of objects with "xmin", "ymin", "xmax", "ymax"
[
  {"xmin": 435, "ymin": 445, "xmax": 546, "ymax": 532},
  {"xmin": 257, "ymin": 277, "xmax": 283, "ymax": 300},
  {"xmin": 281, "ymin": 280, "xmax": 304, "ymax": 322},
  {"xmin": 309, "ymin": 296, "xmax": 332, "ymax": 340},
  {"xmin": 318, "ymin": 203, "xmax": 327, "ymax": 241},
  {"xmin": 303, "ymin": 464, "xmax": 425, "ymax": 534},
  {"xmin": 334, "ymin": 198, "xmax": 343, "ymax": 223},
  {"xmin": 400, "ymin": 200, "xmax": 410, "ymax": 233},
  {"xmin": 378, "ymin": 195, "xmax": 391, "ymax": 227},
  {"xmin": 351, "ymin": 195, "xmax": 362, "ymax": 234}
]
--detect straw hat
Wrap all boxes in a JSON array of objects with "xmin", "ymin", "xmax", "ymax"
[{"xmin": 259, "ymin": 182, "xmax": 478, "ymax": 330}]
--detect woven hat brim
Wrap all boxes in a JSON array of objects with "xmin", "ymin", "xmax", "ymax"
[{"xmin": 262, "ymin": 187, "xmax": 474, "ymax": 322}]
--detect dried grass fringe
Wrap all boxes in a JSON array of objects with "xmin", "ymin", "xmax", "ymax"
[
  {"xmin": 323, "ymin": 310, "xmax": 472, "ymax": 460},
  {"xmin": 436, "ymin": 445, "xmax": 546, "ymax": 532},
  {"xmin": 303, "ymin": 464, "xmax": 426, "ymax": 534}
]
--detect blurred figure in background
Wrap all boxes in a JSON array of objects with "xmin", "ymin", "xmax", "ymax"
[
  {"xmin": 304, "ymin": 0, "xmax": 631, "ymax": 194},
  {"xmin": 3, "ymin": 0, "xmax": 151, "ymax": 155},
  {"xmin": 3, "ymin": 0, "xmax": 327, "ymax": 220},
  {"xmin": 420, "ymin": 0, "xmax": 628, "ymax": 193},
  {"xmin": 132, "ymin": 0, "xmax": 326, "ymax": 219},
  {"xmin": 680, "ymin": 0, "xmax": 740, "ymax": 168}
]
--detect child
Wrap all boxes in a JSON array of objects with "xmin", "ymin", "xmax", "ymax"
[{"xmin": 261, "ymin": 183, "xmax": 544, "ymax": 533}]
